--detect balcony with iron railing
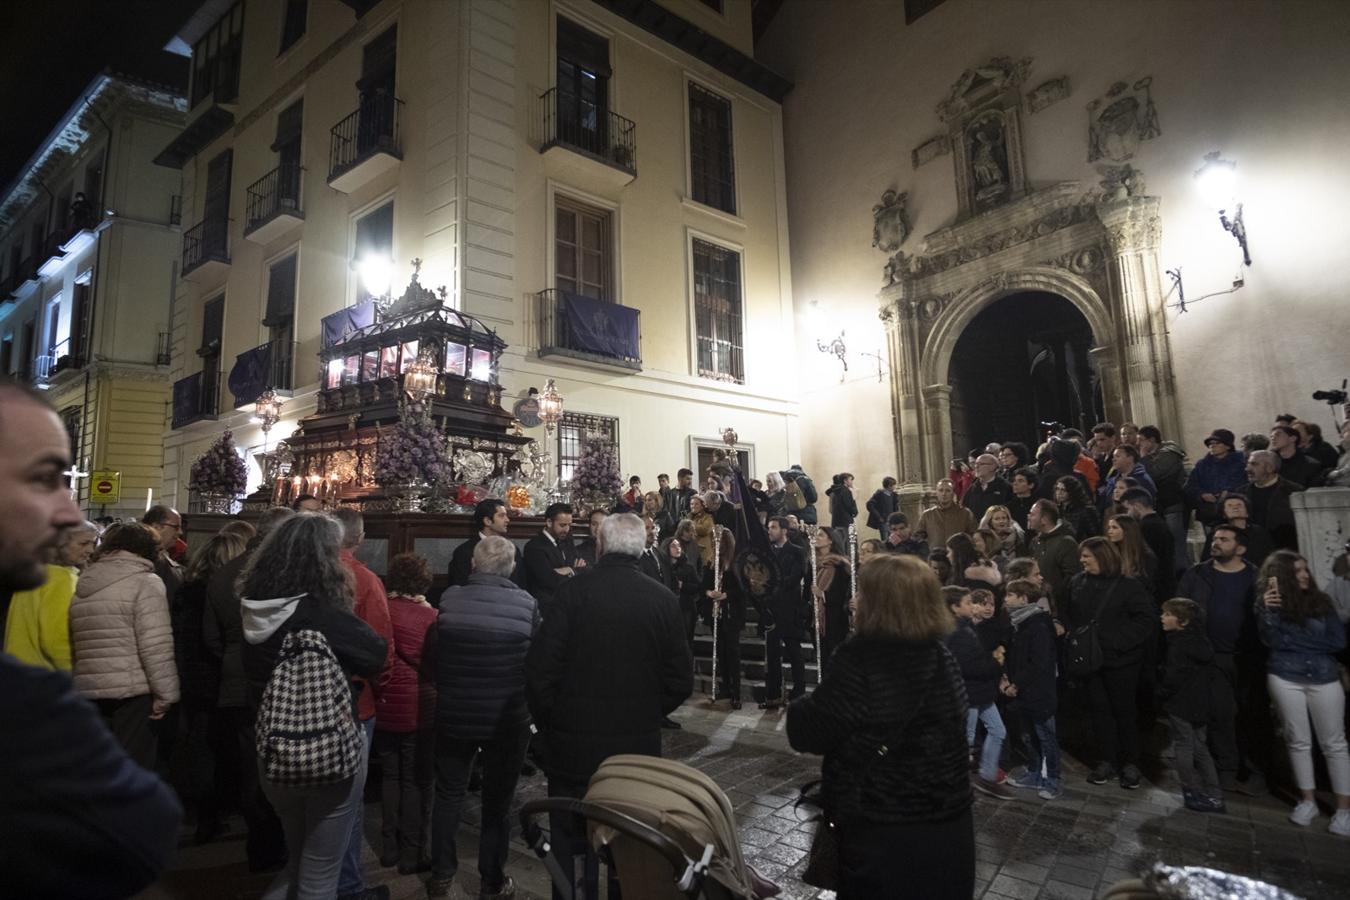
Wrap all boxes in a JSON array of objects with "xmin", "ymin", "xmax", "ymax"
[
  {"xmin": 31, "ymin": 352, "xmax": 56, "ymax": 388},
  {"xmin": 536, "ymin": 289, "xmax": 642, "ymax": 372},
  {"xmin": 538, "ymin": 87, "xmax": 637, "ymax": 192},
  {"xmin": 244, "ymin": 164, "xmax": 304, "ymax": 243},
  {"xmin": 328, "ymin": 93, "xmax": 403, "ymax": 193},
  {"xmin": 181, "ymin": 217, "xmax": 230, "ymax": 281},
  {"xmin": 171, "ymin": 369, "xmax": 223, "ymax": 429}
]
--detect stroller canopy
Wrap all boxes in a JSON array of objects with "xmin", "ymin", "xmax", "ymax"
[{"xmin": 585, "ymin": 755, "xmax": 758, "ymax": 900}]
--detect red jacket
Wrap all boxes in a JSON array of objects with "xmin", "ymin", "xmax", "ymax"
[
  {"xmin": 341, "ymin": 549, "xmax": 395, "ymax": 721},
  {"xmin": 375, "ymin": 594, "xmax": 438, "ymax": 733}
]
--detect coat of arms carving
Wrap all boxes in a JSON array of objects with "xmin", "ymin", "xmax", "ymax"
[
  {"xmin": 871, "ymin": 189, "xmax": 911, "ymax": 253},
  {"xmin": 1087, "ymin": 77, "xmax": 1161, "ymax": 163}
]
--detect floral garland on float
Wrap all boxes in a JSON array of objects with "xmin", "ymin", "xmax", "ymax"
[
  {"xmin": 189, "ymin": 431, "xmax": 249, "ymax": 514},
  {"xmin": 375, "ymin": 397, "xmax": 450, "ymax": 512}
]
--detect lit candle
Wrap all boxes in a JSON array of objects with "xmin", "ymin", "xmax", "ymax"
[{"xmin": 146, "ymin": 488, "xmax": 153, "ymax": 512}]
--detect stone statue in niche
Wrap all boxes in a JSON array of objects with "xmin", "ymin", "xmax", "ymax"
[
  {"xmin": 968, "ymin": 114, "xmax": 1010, "ymax": 210},
  {"xmin": 872, "ymin": 189, "xmax": 911, "ymax": 253},
  {"xmin": 1087, "ymin": 76, "xmax": 1161, "ymax": 163}
]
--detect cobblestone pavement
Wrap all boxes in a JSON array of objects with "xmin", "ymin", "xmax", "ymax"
[{"xmin": 142, "ymin": 700, "xmax": 1350, "ymax": 900}]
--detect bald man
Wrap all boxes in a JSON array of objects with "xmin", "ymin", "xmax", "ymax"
[{"xmin": 963, "ymin": 453, "xmax": 1013, "ymax": 521}]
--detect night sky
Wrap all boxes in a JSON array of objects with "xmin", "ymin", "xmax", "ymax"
[{"xmin": 0, "ymin": 0, "xmax": 191, "ymax": 193}]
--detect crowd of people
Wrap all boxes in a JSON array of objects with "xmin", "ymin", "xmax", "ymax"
[{"xmin": 3, "ymin": 373, "xmax": 1350, "ymax": 900}]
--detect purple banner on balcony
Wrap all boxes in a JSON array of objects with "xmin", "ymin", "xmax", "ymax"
[
  {"xmin": 321, "ymin": 300, "xmax": 375, "ymax": 349},
  {"xmin": 560, "ymin": 291, "xmax": 639, "ymax": 362},
  {"xmin": 229, "ymin": 344, "xmax": 272, "ymax": 407},
  {"xmin": 172, "ymin": 372, "xmax": 202, "ymax": 429}
]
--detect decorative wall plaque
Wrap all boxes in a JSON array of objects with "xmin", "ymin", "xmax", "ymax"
[
  {"xmin": 911, "ymin": 134, "xmax": 950, "ymax": 169},
  {"xmin": 1086, "ymin": 77, "xmax": 1161, "ymax": 163},
  {"xmin": 1026, "ymin": 76, "xmax": 1070, "ymax": 114}
]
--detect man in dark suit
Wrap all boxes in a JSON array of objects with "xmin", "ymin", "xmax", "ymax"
[
  {"xmin": 638, "ymin": 515, "xmax": 673, "ymax": 589},
  {"xmin": 526, "ymin": 513, "xmax": 692, "ymax": 900},
  {"xmin": 762, "ymin": 516, "xmax": 807, "ymax": 709},
  {"xmin": 522, "ymin": 503, "xmax": 583, "ymax": 615},
  {"xmin": 448, "ymin": 498, "xmax": 524, "ymax": 588}
]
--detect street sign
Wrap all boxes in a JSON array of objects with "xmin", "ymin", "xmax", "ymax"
[{"xmin": 90, "ymin": 470, "xmax": 121, "ymax": 505}]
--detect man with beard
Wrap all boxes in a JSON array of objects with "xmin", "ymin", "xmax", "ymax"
[
  {"xmin": 0, "ymin": 381, "xmax": 181, "ymax": 898},
  {"xmin": 1177, "ymin": 525, "xmax": 1266, "ymax": 794}
]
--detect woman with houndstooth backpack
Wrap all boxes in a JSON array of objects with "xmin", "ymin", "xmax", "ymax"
[{"xmin": 240, "ymin": 513, "xmax": 388, "ymax": 900}]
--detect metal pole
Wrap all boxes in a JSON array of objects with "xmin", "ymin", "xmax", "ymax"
[
  {"xmin": 710, "ymin": 525, "xmax": 722, "ymax": 702},
  {"xmin": 806, "ymin": 524, "xmax": 822, "ymax": 678}
]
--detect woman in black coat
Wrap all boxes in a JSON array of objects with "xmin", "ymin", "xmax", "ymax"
[
  {"xmin": 661, "ymin": 536, "xmax": 702, "ymax": 652},
  {"xmin": 1054, "ymin": 476, "xmax": 1100, "ymax": 539},
  {"xmin": 1062, "ymin": 537, "xmax": 1155, "ymax": 790},
  {"xmin": 787, "ymin": 554, "xmax": 973, "ymax": 900},
  {"xmin": 703, "ymin": 529, "xmax": 746, "ymax": 708},
  {"xmin": 809, "ymin": 526, "xmax": 853, "ymax": 665}
]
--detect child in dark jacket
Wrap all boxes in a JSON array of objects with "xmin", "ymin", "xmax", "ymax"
[
  {"xmin": 1001, "ymin": 579, "xmax": 1062, "ymax": 800},
  {"xmin": 944, "ymin": 586, "xmax": 1010, "ymax": 799},
  {"xmin": 1159, "ymin": 598, "xmax": 1229, "ymax": 813}
]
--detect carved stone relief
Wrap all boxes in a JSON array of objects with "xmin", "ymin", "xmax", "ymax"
[
  {"xmin": 936, "ymin": 57, "xmax": 1034, "ymax": 123},
  {"xmin": 1094, "ymin": 164, "xmax": 1146, "ymax": 202},
  {"xmin": 1026, "ymin": 76, "xmax": 1071, "ymax": 113},
  {"xmin": 871, "ymin": 189, "xmax": 911, "ymax": 252},
  {"xmin": 1086, "ymin": 77, "xmax": 1161, "ymax": 163},
  {"xmin": 912, "ymin": 134, "xmax": 950, "ymax": 169}
]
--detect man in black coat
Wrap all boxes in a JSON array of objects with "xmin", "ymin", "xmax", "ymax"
[
  {"xmin": 865, "ymin": 477, "xmax": 898, "ymax": 538},
  {"xmin": 0, "ymin": 382, "xmax": 181, "ymax": 899},
  {"xmin": 525, "ymin": 513, "xmax": 692, "ymax": 900},
  {"xmin": 637, "ymin": 515, "xmax": 674, "ymax": 590},
  {"xmin": 521, "ymin": 503, "xmax": 583, "ymax": 616},
  {"xmin": 963, "ymin": 454, "xmax": 1013, "ymax": 521},
  {"xmin": 448, "ymin": 498, "xmax": 524, "ymax": 588},
  {"xmin": 428, "ymin": 536, "xmax": 539, "ymax": 899},
  {"xmin": 762, "ymin": 516, "xmax": 808, "ymax": 709}
]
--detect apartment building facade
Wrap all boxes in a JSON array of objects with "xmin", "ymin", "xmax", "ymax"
[
  {"xmin": 159, "ymin": 0, "xmax": 800, "ymax": 508},
  {"xmin": 0, "ymin": 67, "xmax": 187, "ymax": 518}
]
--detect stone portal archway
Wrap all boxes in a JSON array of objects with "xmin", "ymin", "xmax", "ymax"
[
  {"xmin": 880, "ymin": 183, "xmax": 1181, "ymax": 511},
  {"xmin": 947, "ymin": 291, "xmax": 1101, "ymax": 454}
]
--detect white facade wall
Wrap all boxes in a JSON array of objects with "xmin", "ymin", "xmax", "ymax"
[{"xmin": 757, "ymin": 0, "xmax": 1350, "ymax": 490}]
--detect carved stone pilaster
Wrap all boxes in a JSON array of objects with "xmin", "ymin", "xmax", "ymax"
[
  {"xmin": 1097, "ymin": 197, "xmax": 1181, "ymax": 438},
  {"xmin": 920, "ymin": 383, "xmax": 954, "ymax": 486}
]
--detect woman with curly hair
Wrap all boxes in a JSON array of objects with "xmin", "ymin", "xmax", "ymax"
[
  {"xmin": 1053, "ymin": 476, "xmax": 1099, "ymax": 540},
  {"xmin": 239, "ymin": 513, "xmax": 388, "ymax": 900},
  {"xmin": 1258, "ymin": 550, "xmax": 1349, "ymax": 835}
]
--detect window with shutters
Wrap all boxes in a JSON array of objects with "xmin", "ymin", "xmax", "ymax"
[
  {"xmin": 688, "ymin": 83, "xmax": 736, "ymax": 214},
  {"xmin": 557, "ymin": 412, "xmax": 619, "ymax": 484},
  {"xmin": 279, "ymin": 0, "xmax": 307, "ymax": 53},
  {"xmin": 354, "ymin": 201, "xmax": 394, "ymax": 304},
  {"xmin": 200, "ymin": 296, "xmax": 225, "ymax": 414},
  {"xmin": 265, "ymin": 255, "xmax": 298, "ymax": 389},
  {"xmin": 692, "ymin": 238, "xmax": 744, "ymax": 384},
  {"xmin": 554, "ymin": 197, "xmax": 612, "ymax": 301},
  {"xmin": 274, "ymin": 100, "xmax": 303, "ymax": 208},
  {"xmin": 191, "ymin": 1, "xmax": 244, "ymax": 107},
  {"xmin": 555, "ymin": 18, "xmax": 610, "ymax": 157},
  {"xmin": 202, "ymin": 149, "xmax": 232, "ymax": 259}
]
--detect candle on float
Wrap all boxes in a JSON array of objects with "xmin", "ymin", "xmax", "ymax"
[{"xmin": 146, "ymin": 488, "xmax": 153, "ymax": 512}]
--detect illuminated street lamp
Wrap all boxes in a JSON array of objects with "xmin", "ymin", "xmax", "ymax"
[{"xmin": 1195, "ymin": 151, "xmax": 1250, "ymax": 266}]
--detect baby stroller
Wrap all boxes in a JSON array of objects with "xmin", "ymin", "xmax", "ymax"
[{"xmin": 519, "ymin": 755, "xmax": 780, "ymax": 900}]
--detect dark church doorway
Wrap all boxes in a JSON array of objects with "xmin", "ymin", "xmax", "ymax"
[{"xmin": 948, "ymin": 291, "xmax": 1103, "ymax": 458}]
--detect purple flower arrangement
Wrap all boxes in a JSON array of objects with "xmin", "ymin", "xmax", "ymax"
[
  {"xmin": 375, "ymin": 399, "xmax": 450, "ymax": 486},
  {"xmin": 572, "ymin": 437, "xmax": 622, "ymax": 496},
  {"xmin": 189, "ymin": 430, "xmax": 249, "ymax": 497}
]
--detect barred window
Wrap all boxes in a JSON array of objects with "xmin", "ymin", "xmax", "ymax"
[
  {"xmin": 688, "ymin": 83, "xmax": 735, "ymax": 214},
  {"xmin": 557, "ymin": 412, "xmax": 619, "ymax": 484},
  {"xmin": 692, "ymin": 239, "xmax": 744, "ymax": 384}
]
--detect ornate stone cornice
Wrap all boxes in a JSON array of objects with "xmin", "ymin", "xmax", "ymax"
[{"xmin": 936, "ymin": 57, "xmax": 1034, "ymax": 123}]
